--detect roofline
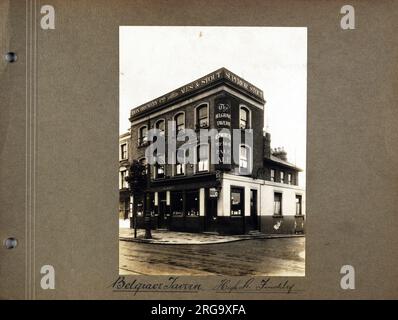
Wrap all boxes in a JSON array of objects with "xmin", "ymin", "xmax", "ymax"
[
  {"xmin": 119, "ymin": 132, "xmax": 130, "ymax": 139},
  {"xmin": 265, "ymin": 156, "xmax": 303, "ymax": 172},
  {"xmin": 129, "ymin": 68, "xmax": 265, "ymax": 120}
]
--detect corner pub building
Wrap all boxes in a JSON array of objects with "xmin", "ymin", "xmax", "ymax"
[{"xmin": 119, "ymin": 68, "xmax": 305, "ymax": 235}]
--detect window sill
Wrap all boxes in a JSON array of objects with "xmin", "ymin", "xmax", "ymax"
[
  {"xmin": 173, "ymin": 173, "xmax": 186, "ymax": 177},
  {"xmin": 195, "ymin": 170, "xmax": 209, "ymax": 175}
]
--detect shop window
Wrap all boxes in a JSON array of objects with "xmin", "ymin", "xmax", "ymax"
[
  {"xmin": 186, "ymin": 190, "xmax": 199, "ymax": 216},
  {"xmin": 231, "ymin": 187, "xmax": 244, "ymax": 216},
  {"xmin": 274, "ymin": 192, "xmax": 282, "ymax": 215},
  {"xmin": 171, "ymin": 191, "xmax": 184, "ymax": 216}
]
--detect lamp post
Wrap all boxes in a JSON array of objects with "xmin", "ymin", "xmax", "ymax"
[
  {"xmin": 126, "ymin": 160, "xmax": 150, "ymax": 239},
  {"xmin": 143, "ymin": 164, "xmax": 152, "ymax": 239}
]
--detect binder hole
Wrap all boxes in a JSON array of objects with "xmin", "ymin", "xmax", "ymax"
[
  {"xmin": 5, "ymin": 52, "xmax": 17, "ymax": 63},
  {"xmin": 4, "ymin": 238, "xmax": 18, "ymax": 249}
]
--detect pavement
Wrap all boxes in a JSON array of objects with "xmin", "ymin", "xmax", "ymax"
[{"xmin": 119, "ymin": 227, "xmax": 304, "ymax": 245}]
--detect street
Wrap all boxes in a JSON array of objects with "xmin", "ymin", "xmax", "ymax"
[{"xmin": 119, "ymin": 237, "xmax": 305, "ymax": 276}]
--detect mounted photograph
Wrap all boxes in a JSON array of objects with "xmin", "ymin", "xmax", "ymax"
[{"xmin": 118, "ymin": 26, "xmax": 307, "ymax": 276}]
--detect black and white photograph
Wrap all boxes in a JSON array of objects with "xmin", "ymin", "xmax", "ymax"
[
  {"xmin": 3, "ymin": 0, "xmax": 398, "ymax": 303},
  {"xmin": 118, "ymin": 27, "xmax": 307, "ymax": 276}
]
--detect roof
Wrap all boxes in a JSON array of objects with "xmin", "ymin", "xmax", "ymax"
[
  {"xmin": 119, "ymin": 132, "xmax": 130, "ymax": 140},
  {"xmin": 267, "ymin": 155, "xmax": 303, "ymax": 172},
  {"xmin": 130, "ymin": 67, "xmax": 265, "ymax": 120}
]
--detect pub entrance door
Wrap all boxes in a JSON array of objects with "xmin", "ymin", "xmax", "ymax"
[
  {"xmin": 205, "ymin": 188, "xmax": 218, "ymax": 232},
  {"xmin": 250, "ymin": 189, "xmax": 259, "ymax": 231}
]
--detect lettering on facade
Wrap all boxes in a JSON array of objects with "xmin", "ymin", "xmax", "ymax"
[
  {"xmin": 215, "ymin": 99, "xmax": 232, "ymax": 170},
  {"xmin": 131, "ymin": 68, "xmax": 263, "ymax": 118}
]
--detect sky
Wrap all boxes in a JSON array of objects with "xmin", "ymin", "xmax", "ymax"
[{"xmin": 120, "ymin": 26, "xmax": 307, "ymax": 186}]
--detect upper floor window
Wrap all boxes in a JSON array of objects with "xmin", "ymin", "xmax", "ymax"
[
  {"xmin": 138, "ymin": 126, "xmax": 148, "ymax": 146},
  {"xmin": 155, "ymin": 119, "xmax": 165, "ymax": 135},
  {"xmin": 174, "ymin": 112, "xmax": 185, "ymax": 134},
  {"xmin": 120, "ymin": 143, "xmax": 127, "ymax": 160},
  {"xmin": 196, "ymin": 104, "xmax": 209, "ymax": 128},
  {"xmin": 239, "ymin": 106, "xmax": 250, "ymax": 129},
  {"xmin": 274, "ymin": 192, "xmax": 282, "ymax": 215},
  {"xmin": 155, "ymin": 164, "xmax": 165, "ymax": 179},
  {"xmin": 120, "ymin": 169, "xmax": 128, "ymax": 189},
  {"xmin": 175, "ymin": 150, "xmax": 185, "ymax": 176},
  {"xmin": 296, "ymin": 195, "xmax": 302, "ymax": 215},
  {"xmin": 270, "ymin": 169, "xmax": 275, "ymax": 182},
  {"xmin": 139, "ymin": 158, "xmax": 147, "ymax": 174},
  {"xmin": 288, "ymin": 173, "xmax": 292, "ymax": 185},
  {"xmin": 197, "ymin": 144, "xmax": 209, "ymax": 172},
  {"xmin": 239, "ymin": 145, "xmax": 251, "ymax": 174},
  {"xmin": 280, "ymin": 171, "xmax": 285, "ymax": 183}
]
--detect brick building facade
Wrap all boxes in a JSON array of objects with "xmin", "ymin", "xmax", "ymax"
[{"xmin": 119, "ymin": 68, "xmax": 305, "ymax": 235}]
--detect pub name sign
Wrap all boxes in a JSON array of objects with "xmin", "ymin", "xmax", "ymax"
[{"xmin": 131, "ymin": 68, "xmax": 264, "ymax": 118}]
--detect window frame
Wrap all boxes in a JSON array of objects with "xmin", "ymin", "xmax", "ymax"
[
  {"xmin": 239, "ymin": 105, "xmax": 251, "ymax": 130},
  {"xmin": 154, "ymin": 118, "xmax": 166, "ymax": 136},
  {"xmin": 138, "ymin": 157, "xmax": 147, "ymax": 174},
  {"xmin": 230, "ymin": 186, "xmax": 245, "ymax": 217},
  {"xmin": 295, "ymin": 194, "xmax": 303, "ymax": 215},
  {"xmin": 280, "ymin": 171, "xmax": 285, "ymax": 183},
  {"xmin": 238, "ymin": 144, "xmax": 252, "ymax": 175},
  {"xmin": 120, "ymin": 169, "xmax": 128, "ymax": 189},
  {"xmin": 155, "ymin": 163, "xmax": 165, "ymax": 179},
  {"xmin": 174, "ymin": 150, "xmax": 186, "ymax": 176},
  {"xmin": 194, "ymin": 102, "xmax": 210, "ymax": 129},
  {"xmin": 273, "ymin": 192, "xmax": 283, "ymax": 216},
  {"xmin": 196, "ymin": 143, "xmax": 210, "ymax": 173},
  {"xmin": 138, "ymin": 125, "xmax": 148, "ymax": 146},
  {"xmin": 174, "ymin": 111, "xmax": 185, "ymax": 134},
  {"xmin": 270, "ymin": 169, "xmax": 275, "ymax": 182},
  {"xmin": 120, "ymin": 142, "xmax": 128, "ymax": 160}
]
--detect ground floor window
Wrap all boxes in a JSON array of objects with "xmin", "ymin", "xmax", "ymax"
[
  {"xmin": 185, "ymin": 190, "xmax": 199, "ymax": 216},
  {"xmin": 119, "ymin": 199, "xmax": 129, "ymax": 219},
  {"xmin": 274, "ymin": 192, "xmax": 282, "ymax": 215},
  {"xmin": 296, "ymin": 195, "xmax": 302, "ymax": 215},
  {"xmin": 170, "ymin": 190, "xmax": 199, "ymax": 217},
  {"xmin": 171, "ymin": 191, "xmax": 184, "ymax": 216},
  {"xmin": 231, "ymin": 187, "xmax": 244, "ymax": 216}
]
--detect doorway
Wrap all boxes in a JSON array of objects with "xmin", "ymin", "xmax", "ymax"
[{"xmin": 250, "ymin": 189, "xmax": 259, "ymax": 230}]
